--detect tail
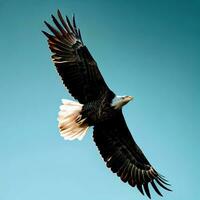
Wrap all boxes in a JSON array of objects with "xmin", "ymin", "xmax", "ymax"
[{"xmin": 57, "ymin": 99, "xmax": 89, "ymax": 140}]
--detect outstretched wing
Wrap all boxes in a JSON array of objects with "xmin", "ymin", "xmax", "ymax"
[
  {"xmin": 43, "ymin": 10, "xmax": 114, "ymax": 104},
  {"xmin": 93, "ymin": 110, "xmax": 171, "ymax": 199}
]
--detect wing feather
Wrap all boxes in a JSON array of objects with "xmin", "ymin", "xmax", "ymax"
[
  {"xmin": 143, "ymin": 183, "xmax": 151, "ymax": 199},
  {"xmin": 151, "ymin": 180, "xmax": 163, "ymax": 196}
]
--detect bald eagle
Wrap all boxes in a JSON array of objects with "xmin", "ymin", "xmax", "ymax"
[{"xmin": 42, "ymin": 10, "xmax": 171, "ymax": 198}]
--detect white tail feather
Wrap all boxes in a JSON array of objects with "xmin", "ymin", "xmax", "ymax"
[{"xmin": 58, "ymin": 99, "xmax": 89, "ymax": 141}]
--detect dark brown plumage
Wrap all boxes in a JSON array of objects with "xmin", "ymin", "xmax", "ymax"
[
  {"xmin": 42, "ymin": 10, "xmax": 113, "ymax": 104},
  {"xmin": 42, "ymin": 10, "xmax": 171, "ymax": 198},
  {"xmin": 94, "ymin": 111, "xmax": 171, "ymax": 198}
]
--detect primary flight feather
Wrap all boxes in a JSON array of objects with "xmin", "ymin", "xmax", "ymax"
[{"xmin": 43, "ymin": 10, "xmax": 171, "ymax": 198}]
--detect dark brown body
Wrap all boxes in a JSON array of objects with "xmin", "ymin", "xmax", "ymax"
[{"xmin": 81, "ymin": 92, "xmax": 117, "ymax": 126}]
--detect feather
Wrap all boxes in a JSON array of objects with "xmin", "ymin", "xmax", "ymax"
[
  {"xmin": 151, "ymin": 180, "xmax": 163, "ymax": 196},
  {"xmin": 42, "ymin": 30, "xmax": 54, "ymax": 39},
  {"xmin": 157, "ymin": 175, "xmax": 171, "ymax": 186},
  {"xmin": 44, "ymin": 21, "xmax": 62, "ymax": 39},
  {"xmin": 51, "ymin": 14, "xmax": 67, "ymax": 37},
  {"xmin": 143, "ymin": 171, "xmax": 151, "ymax": 182},
  {"xmin": 58, "ymin": 99, "xmax": 89, "ymax": 141},
  {"xmin": 117, "ymin": 160, "xmax": 128, "ymax": 177},
  {"xmin": 143, "ymin": 183, "xmax": 151, "ymax": 199},
  {"xmin": 137, "ymin": 169, "xmax": 142, "ymax": 183},
  {"xmin": 110, "ymin": 152, "xmax": 125, "ymax": 173},
  {"xmin": 128, "ymin": 177, "xmax": 136, "ymax": 187},
  {"xmin": 137, "ymin": 184, "xmax": 144, "ymax": 195},
  {"xmin": 155, "ymin": 178, "xmax": 172, "ymax": 191},
  {"xmin": 121, "ymin": 162, "xmax": 131, "ymax": 182},
  {"xmin": 66, "ymin": 16, "xmax": 75, "ymax": 34},
  {"xmin": 57, "ymin": 10, "xmax": 72, "ymax": 35},
  {"xmin": 158, "ymin": 173, "xmax": 169, "ymax": 182},
  {"xmin": 128, "ymin": 165, "xmax": 136, "ymax": 186},
  {"xmin": 72, "ymin": 14, "xmax": 78, "ymax": 35},
  {"xmin": 78, "ymin": 28, "xmax": 83, "ymax": 44}
]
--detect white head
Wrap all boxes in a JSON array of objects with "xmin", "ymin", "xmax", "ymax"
[{"xmin": 111, "ymin": 95, "xmax": 133, "ymax": 109}]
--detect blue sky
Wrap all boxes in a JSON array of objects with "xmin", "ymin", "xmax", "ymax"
[{"xmin": 0, "ymin": 0, "xmax": 200, "ymax": 200}]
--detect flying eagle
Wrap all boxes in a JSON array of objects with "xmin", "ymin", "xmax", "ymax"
[{"xmin": 42, "ymin": 10, "xmax": 171, "ymax": 198}]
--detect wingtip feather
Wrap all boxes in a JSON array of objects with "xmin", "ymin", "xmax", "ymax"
[
  {"xmin": 155, "ymin": 178, "xmax": 172, "ymax": 191},
  {"xmin": 143, "ymin": 183, "xmax": 151, "ymax": 199},
  {"xmin": 137, "ymin": 184, "xmax": 144, "ymax": 195},
  {"xmin": 151, "ymin": 180, "xmax": 163, "ymax": 196},
  {"xmin": 42, "ymin": 30, "xmax": 52, "ymax": 38}
]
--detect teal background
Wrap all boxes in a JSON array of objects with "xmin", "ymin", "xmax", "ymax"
[{"xmin": 0, "ymin": 0, "xmax": 199, "ymax": 199}]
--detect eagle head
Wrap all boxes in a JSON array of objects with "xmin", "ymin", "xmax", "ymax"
[{"xmin": 111, "ymin": 95, "xmax": 133, "ymax": 109}]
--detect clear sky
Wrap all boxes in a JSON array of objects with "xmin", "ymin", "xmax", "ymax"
[{"xmin": 0, "ymin": 0, "xmax": 200, "ymax": 200}]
